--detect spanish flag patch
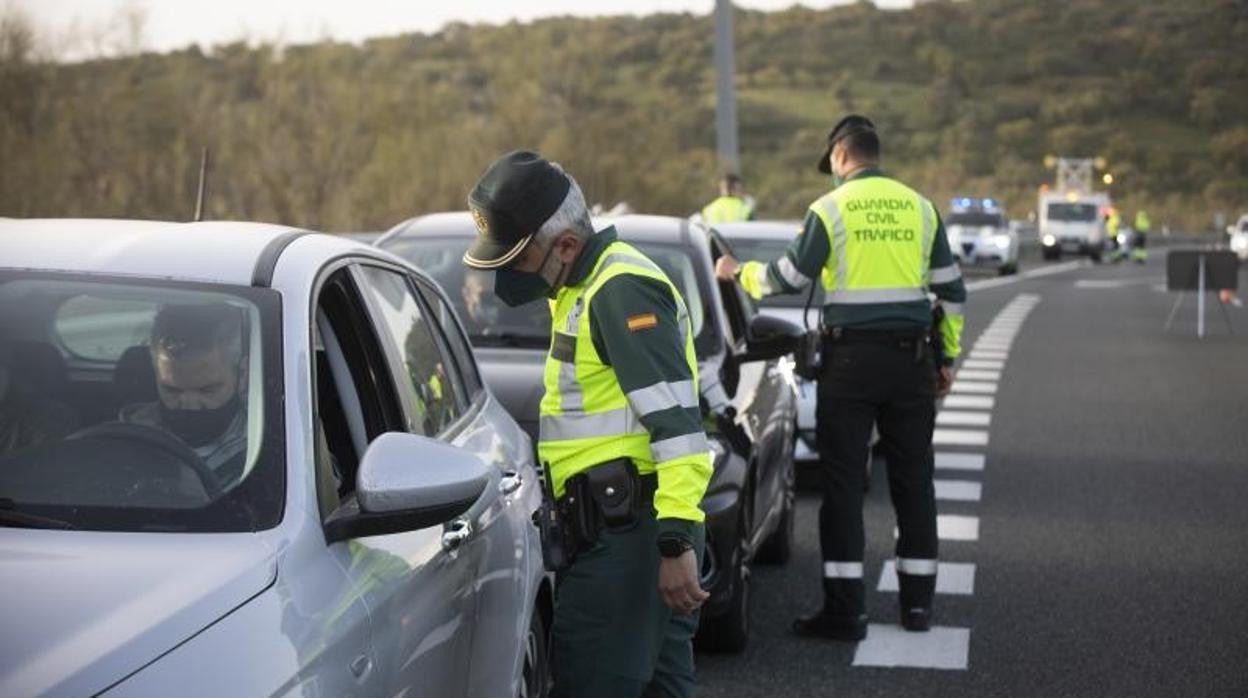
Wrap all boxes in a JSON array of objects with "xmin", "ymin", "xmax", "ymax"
[{"xmin": 626, "ymin": 313, "xmax": 659, "ymax": 332}]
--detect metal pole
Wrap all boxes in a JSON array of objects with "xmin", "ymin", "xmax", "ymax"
[
  {"xmin": 1197, "ymin": 253, "xmax": 1206, "ymax": 339},
  {"xmin": 193, "ymin": 147, "xmax": 210, "ymax": 222},
  {"xmin": 713, "ymin": 0, "xmax": 740, "ymax": 176}
]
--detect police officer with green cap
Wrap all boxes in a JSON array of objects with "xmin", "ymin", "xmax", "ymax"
[
  {"xmin": 463, "ymin": 150, "xmax": 713, "ymax": 697},
  {"xmin": 716, "ymin": 115, "xmax": 967, "ymax": 641}
]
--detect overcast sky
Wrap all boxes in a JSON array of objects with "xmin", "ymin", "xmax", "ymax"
[{"xmin": 19, "ymin": 0, "xmax": 913, "ymax": 56}]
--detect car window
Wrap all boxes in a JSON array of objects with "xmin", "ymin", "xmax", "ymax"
[
  {"xmin": 413, "ymin": 277, "xmax": 483, "ymax": 398},
  {"xmin": 54, "ymin": 296, "xmax": 156, "ymax": 361},
  {"xmin": 356, "ymin": 266, "xmax": 465, "ymax": 436},
  {"xmin": 311, "ymin": 266, "xmax": 408, "ymax": 513},
  {"xmin": 0, "ymin": 273, "xmax": 284, "ymax": 533}
]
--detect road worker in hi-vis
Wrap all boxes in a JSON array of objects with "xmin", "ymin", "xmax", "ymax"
[
  {"xmin": 463, "ymin": 150, "xmax": 712, "ymax": 697},
  {"xmin": 716, "ymin": 115, "xmax": 967, "ymax": 641}
]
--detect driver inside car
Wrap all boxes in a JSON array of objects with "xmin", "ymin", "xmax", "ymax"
[{"xmin": 119, "ymin": 303, "xmax": 249, "ymax": 484}]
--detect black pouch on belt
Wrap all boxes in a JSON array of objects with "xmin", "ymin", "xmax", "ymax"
[{"xmin": 583, "ymin": 457, "xmax": 641, "ymax": 531}]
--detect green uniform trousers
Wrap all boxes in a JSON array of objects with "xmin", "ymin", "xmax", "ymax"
[{"xmin": 551, "ymin": 510, "xmax": 705, "ymax": 698}]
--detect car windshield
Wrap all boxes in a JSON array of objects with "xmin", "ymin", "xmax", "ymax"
[
  {"xmin": 722, "ymin": 237, "xmax": 822, "ymax": 309},
  {"xmin": 0, "ymin": 273, "xmax": 283, "ymax": 533},
  {"xmin": 1047, "ymin": 203, "xmax": 1099, "ymax": 222},
  {"xmin": 383, "ymin": 235, "xmax": 719, "ymax": 359},
  {"xmin": 947, "ymin": 212, "xmax": 1007, "ymax": 228}
]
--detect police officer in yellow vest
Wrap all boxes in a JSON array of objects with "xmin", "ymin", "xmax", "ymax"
[
  {"xmin": 716, "ymin": 115, "xmax": 966, "ymax": 641},
  {"xmin": 463, "ymin": 151, "xmax": 713, "ymax": 697},
  {"xmin": 1133, "ymin": 209, "xmax": 1151, "ymax": 262},
  {"xmin": 701, "ymin": 173, "xmax": 755, "ymax": 224}
]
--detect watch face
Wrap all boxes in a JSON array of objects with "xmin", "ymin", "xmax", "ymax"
[{"xmin": 659, "ymin": 539, "xmax": 689, "ymax": 557}]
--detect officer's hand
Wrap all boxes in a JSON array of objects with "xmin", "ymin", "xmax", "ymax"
[
  {"xmin": 659, "ymin": 549, "xmax": 709, "ymax": 615},
  {"xmin": 936, "ymin": 366, "xmax": 953, "ymax": 398},
  {"xmin": 714, "ymin": 255, "xmax": 740, "ymax": 282}
]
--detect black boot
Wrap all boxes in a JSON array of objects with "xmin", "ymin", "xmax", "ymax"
[
  {"xmin": 792, "ymin": 611, "xmax": 868, "ymax": 642},
  {"xmin": 900, "ymin": 607, "xmax": 931, "ymax": 632}
]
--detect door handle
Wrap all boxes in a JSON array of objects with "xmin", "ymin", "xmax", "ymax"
[
  {"xmin": 500, "ymin": 471, "xmax": 523, "ymax": 495},
  {"xmin": 350, "ymin": 654, "xmax": 373, "ymax": 680},
  {"xmin": 441, "ymin": 519, "xmax": 472, "ymax": 552}
]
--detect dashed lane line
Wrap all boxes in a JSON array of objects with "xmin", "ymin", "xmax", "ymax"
[
  {"xmin": 934, "ymin": 452, "xmax": 986, "ymax": 471},
  {"xmin": 960, "ymin": 359, "xmax": 1005, "ymax": 370},
  {"xmin": 852, "ymin": 626, "xmax": 971, "ymax": 670},
  {"xmin": 934, "ymin": 479, "xmax": 983, "ymax": 502},
  {"xmin": 933, "ymin": 429, "xmax": 990, "ymax": 446},
  {"xmin": 949, "ymin": 381, "xmax": 998, "ymax": 395},
  {"xmin": 936, "ymin": 411, "xmax": 992, "ymax": 427},
  {"xmin": 878, "ymin": 561, "xmax": 976, "ymax": 595},
  {"xmin": 955, "ymin": 369, "xmax": 1002, "ymax": 382},
  {"xmin": 941, "ymin": 395, "xmax": 995, "ymax": 410}
]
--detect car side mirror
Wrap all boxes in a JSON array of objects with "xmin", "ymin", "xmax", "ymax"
[
  {"xmin": 324, "ymin": 432, "xmax": 490, "ymax": 544},
  {"xmin": 740, "ymin": 314, "xmax": 804, "ymax": 363}
]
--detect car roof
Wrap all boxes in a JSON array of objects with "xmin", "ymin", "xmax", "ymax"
[
  {"xmin": 0, "ymin": 218, "xmax": 319, "ymax": 285},
  {"xmin": 379, "ymin": 212, "xmax": 707, "ymax": 250},
  {"xmin": 712, "ymin": 221, "xmax": 804, "ymax": 241}
]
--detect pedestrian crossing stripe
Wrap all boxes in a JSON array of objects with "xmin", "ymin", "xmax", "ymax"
[
  {"xmin": 949, "ymin": 381, "xmax": 997, "ymax": 394},
  {"xmin": 895, "ymin": 515, "xmax": 979, "ymax": 541},
  {"xmin": 942, "ymin": 394, "xmax": 994, "ymax": 409}
]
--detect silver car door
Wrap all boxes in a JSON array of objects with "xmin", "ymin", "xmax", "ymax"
[
  {"xmin": 326, "ymin": 263, "xmax": 480, "ymax": 698},
  {"xmin": 412, "ymin": 276, "xmax": 542, "ymax": 697}
]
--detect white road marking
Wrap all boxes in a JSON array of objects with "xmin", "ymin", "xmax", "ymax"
[
  {"xmin": 968, "ymin": 350, "xmax": 1009, "ymax": 361},
  {"xmin": 963, "ymin": 259, "xmax": 1084, "ymax": 292},
  {"xmin": 950, "ymin": 381, "xmax": 997, "ymax": 394},
  {"xmin": 934, "ymin": 479, "xmax": 983, "ymax": 501},
  {"xmin": 976, "ymin": 333, "xmax": 1016, "ymax": 343},
  {"xmin": 878, "ymin": 561, "xmax": 977, "ymax": 595},
  {"xmin": 853, "ymin": 625, "xmax": 971, "ymax": 670},
  {"xmin": 955, "ymin": 369, "xmax": 1001, "ymax": 381},
  {"xmin": 942, "ymin": 394, "xmax": 995, "ymax": 409},
  {"xmin": 935, "ymin": 515, "xmax": 980, "ymax": 541},
  {"xmin": 895, "ymin": 515, "xmax": 980, "ymax": 540},
  {"xmin": 936, "ymin": 410, "xmax": 992, "ymax": 427},
  {"xmin": 933, "ymin": 429, "xmax": 990, "ymax": 446},
  {"xmin": 973, "ymin": 343, "xmax": 1012, "ymax": 352},
  {"xmin": 960, "ymin": 359, "xmax": 1004, "ymax": 370},
  {"xmin": 935, "ymin": 452, "xmax": 985, "ymax": 471}
]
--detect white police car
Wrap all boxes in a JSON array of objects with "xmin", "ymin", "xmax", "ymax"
[{"xmin": 945, "ymin": 197, "xmax": 1019, "ymax": 275}]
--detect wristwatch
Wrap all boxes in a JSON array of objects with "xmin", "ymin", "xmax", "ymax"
[{"xmin": 658, "ymin": 538, "xmax": 694, "ymax": 558}]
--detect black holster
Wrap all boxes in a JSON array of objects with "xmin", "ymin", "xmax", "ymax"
[
  {"xmin": 560, "ymin": 458, "xmax": 655, "ymax": 558},
  {"xmin": 794, "ymin": 329, "xmax": 822, "ymax": 381}
]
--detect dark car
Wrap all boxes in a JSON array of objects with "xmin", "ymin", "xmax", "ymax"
[{"xmin": 378, "ymin": 213, "xmax": 800, "ymax": 652}]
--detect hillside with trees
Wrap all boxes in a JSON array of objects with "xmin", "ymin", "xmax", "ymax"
[{"xmin": 2, "ymin": 0, "xmax": 1245, "ymax": 232}]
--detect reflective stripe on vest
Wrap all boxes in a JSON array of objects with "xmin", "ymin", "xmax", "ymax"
[
  {"xmin": 810, "ymin": 177, "xmax": 935, "ymax": 307},
  {"xmin": 537, "ymin": 242, "xmax": 702, "ymax": 496}
]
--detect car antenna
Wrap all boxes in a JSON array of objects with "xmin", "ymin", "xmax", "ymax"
[{"xmin": 192, "ymin": 147, "xmax": 210, "ymax": 222}]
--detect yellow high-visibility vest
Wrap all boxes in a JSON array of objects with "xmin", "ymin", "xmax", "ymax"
[{"xmin": 537, "ymin": 241, "xmax": 708, "ymax": 522}]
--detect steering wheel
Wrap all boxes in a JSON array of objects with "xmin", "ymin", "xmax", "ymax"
[{"xmin": 69, "ymin": 422, "xmax": 225, "ymax": 500}]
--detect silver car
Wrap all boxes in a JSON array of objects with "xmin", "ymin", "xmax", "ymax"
[{"xmin": 0, "ymin": 220, "xmax": 549, "ymax": 697}]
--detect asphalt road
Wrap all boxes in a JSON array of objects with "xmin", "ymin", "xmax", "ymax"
[{"xmin": 696, "ymin": 249, "xmax": 1248, "ymax": 697}]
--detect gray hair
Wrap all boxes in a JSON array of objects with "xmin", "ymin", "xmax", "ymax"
[{"xmin": 534, "ymin": 163, "xmax": 594, "ymax": 246}]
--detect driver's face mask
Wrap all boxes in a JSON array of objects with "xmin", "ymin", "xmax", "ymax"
[{"xmin": 160, "ymin": 395, "xmax": 241, "ymax": 448}]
